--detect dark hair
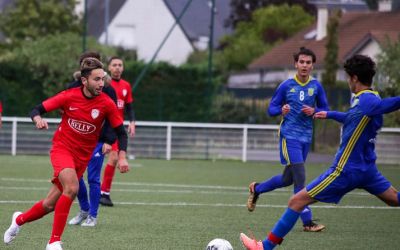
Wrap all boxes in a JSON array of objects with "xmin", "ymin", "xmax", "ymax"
[
  {"xmin": 80, "ymin": 58, "xmax": 104, "ymax": 78},
  {"xmin": 293, "ymin": 47, "xmax": 316, "ymax": 63},
  {"xmin": 344, "ymin": 55, "xmax": 376, "ymax": 86},
  {"xmin": 79, "ymin": 51, "xmax": 101, "ymax": 66},
  {"xmin": 108, "ymin": 56, "xmax": 123, "ymax": 65}
]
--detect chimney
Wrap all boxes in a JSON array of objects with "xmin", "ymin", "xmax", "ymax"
[
  {"xmin": 316, "ymin": 6, "xmax": 328, "ymax": 40},
  {"xmin": 378, "ymin": 0, "xmax": 392, "ymax": 12}
]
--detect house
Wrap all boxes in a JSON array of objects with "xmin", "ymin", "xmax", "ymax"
[
  {"xmin": 228, "ymin": 0, "xmax": 400, "ymax": 89},
  {"xmin": 75, "ymin": 0, "xmax": 232, "ymax": 65}
]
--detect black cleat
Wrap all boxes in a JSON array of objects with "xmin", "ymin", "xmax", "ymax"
[{"xmin": 99, "ymin": 194, "xmax": 114, "ymax": 207}]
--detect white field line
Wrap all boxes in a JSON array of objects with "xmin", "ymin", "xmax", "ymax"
[
  {"xmin": 0, "ymin": 200, "xmax": 398, "ymax": 210},
  {"xmin": 0, "ymin": 177, "xmax": 371, "ymax": 196},
  {"xmin": 0, "ymin": 185, "xmax": 371, "ymax": 197}
]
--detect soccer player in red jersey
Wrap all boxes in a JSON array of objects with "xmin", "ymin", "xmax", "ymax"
[
  {"xmin": 3, "ymin": 58, "xmax": 129, "ymax": 250},
  {"xmin": 100, "ymin": 56, "xmax": 135, "ymax": 207}
]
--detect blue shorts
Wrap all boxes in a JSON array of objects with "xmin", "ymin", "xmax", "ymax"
[
  {"xmin": 306, "ymin": 164, "xmax": 391, "ymax": 204},
  {"xmin": 279, "ymin": 137, "xmax": 310, "ymax": 166}
]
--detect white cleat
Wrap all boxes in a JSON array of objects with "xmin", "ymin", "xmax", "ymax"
[
  {"xmin": 46, "ymin": 241, "xmax": 63, "ymax": 250},
  {"xmin": 68, "ymin": 211, "xmax": 88, "ymax": 225},
  {"xmin": 3, "ymin": 211, "xmax": 22, "ymax": 244},
  {"xmin": 81, "ymin": 215, "xmax": 97, "ymax": 227}
]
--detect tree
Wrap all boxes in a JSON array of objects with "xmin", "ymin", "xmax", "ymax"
[
  {"xmin": 322, "ymin": 10, "xmax": 341, "ymax": 87},
  {"xmin": 0, "ymin": 0, "xmax": 81, "ymax": 46},
  {"xmin": 225, "ymin": 0, "xmax": 316, "ymax": 29},
  {"xmin": 9, "ymin": 32, "xmax": 116, "ymax": 98},
  {"xmin": 217, "ymin": 4, "xmax": 314, "ymax": 71},
  {"xmin": 377, "ymin": 36, "xmax": 400, "ymax": 96}
]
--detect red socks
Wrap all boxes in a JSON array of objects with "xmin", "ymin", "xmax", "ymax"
[
  {"xmin": 16, "ymin": 200, "xmax": 47, "ymax": 226},
  {"xmin": 101, "ymin": 164, "xmax": 116, "ymax": 193},
  {"xmin": 49, "ymin": 195, "xmax": 73, "ymax": 244}
]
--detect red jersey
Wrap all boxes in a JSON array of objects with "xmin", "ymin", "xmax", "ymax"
[
  {"xmin": 0, "ymin": 101, "xmax": 2, "ymax": 113},
  {"xmin": 42, "ymin": 87, "xmax": 123, "ymax": 163},
  {"xmin": 110, "ymin": 78, "xmax": 134, "ymax": 119}
]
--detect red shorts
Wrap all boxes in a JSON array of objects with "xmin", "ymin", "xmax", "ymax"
[
  {"xmin": 50, "ymin": 145, "xmax": 88, "ymax": 191},
  {"xmin": 111, "ymin": 140, "xmax": 119, "ymax": 151}
]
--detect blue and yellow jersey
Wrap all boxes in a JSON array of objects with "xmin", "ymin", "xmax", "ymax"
[
  {"xmin": 268, "ymin": 75, "xmax": 329, "ymax": 143},
  {"xmin": 328, "ymin": 90, "xmax": 400, "ymax": 171}
]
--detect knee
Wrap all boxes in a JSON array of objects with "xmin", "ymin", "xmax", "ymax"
[
  {"xmin": 88, "ymin": 176, "xmax": 100, "ymax": 186},
  {"xmin": 63, "ymin": 184, "xmax": 79, "ymax": 199},
  {"xmin": 282, "ymin": 177, "xmax": 293, "ymax": 187},
  {"xmin": 288, "ymin": 194, "xmax": 306, "ymax": 212},
  {"xmin": 42, "ymin": 201, "xmax": 56, "ymax": 212}
]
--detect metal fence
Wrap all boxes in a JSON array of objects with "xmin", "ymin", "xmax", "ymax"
[{"xmin": 1, "ymin": 117, "xmax": 400, "ymax": 164}]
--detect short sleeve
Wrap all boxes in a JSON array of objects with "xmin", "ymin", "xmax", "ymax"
[{"xmin": 42, "ymin": 90, "xmax": 68, "ymax": 112}]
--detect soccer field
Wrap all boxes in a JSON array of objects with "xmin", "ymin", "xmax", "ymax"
[{"xmin": 0, "ymin": 155, "xmax": 399, "ymax": 250}]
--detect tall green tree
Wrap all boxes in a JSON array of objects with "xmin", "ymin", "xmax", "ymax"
[
  {"xmin": 0, "ymin": 0, "xmax": 81, "ymax": 46},
  {"xmin": 225, "ymin": 0, "xmax": 316, "ymax": 28},
  {"xmin": 9, "ymin": 32, "xmax": 116, "ymax": 98},
  {"xmin": 322, "ymin": 10, "xmax": 341, "ymax": 87},
  {"xmin": 217, "ymin": 4, "xmax": 314, "ymax": 71},
  {"xmin": 377, "ymin": 36, "xmax": 400, "ymax": 96}
]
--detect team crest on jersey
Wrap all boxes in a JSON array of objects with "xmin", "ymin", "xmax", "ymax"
[
  {"xmin": 122, "ymin": 89, "xmax": 127, "ymax": 97},
  {"xmin": 91, "ymin": 109, "xmax": 99, "ymax": 119},
  {"xmin": 308, "ymin": 88, "xmax": 314, "ymax": 96},
  {"xmin": 68, "ymin": 118, "xmax": 96, "ymax": 134}
]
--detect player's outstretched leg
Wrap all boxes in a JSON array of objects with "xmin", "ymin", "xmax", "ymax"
[{"xmin": 3, "ymin": 211, "xmax": 22, "ymax": 244}]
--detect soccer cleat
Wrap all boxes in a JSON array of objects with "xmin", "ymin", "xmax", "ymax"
[
  {"xmin": 247, "ymin": 182, "xmax": 259, "ymax": 212},
  {"xmin": 68, "ymin": 211, "xmax": 88, "ymax": 225},
  {"xmin": 303, "ymin": 221, "xmax": 325, "ymax": 232},
  {"xmin": 240, "ymin": 233, "xmax": 264, "ymax": 250},
  {"xmin": 46, "ymin": 241, "xmax": 63, "ymax": 250},
  {"xmin": 3, "ymin": 211, "xmax": 22, "ymax": 244},
  {"xmin": 99, "ymin": 194, "xmax": 114, "ymax": 207},
  {"xmin": 81, "ymin": 215, "xmax": 97, "ymax": 227}
]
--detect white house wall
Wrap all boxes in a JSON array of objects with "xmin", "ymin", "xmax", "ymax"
[
  {"xmin": 358, "ymin": 39, "xmax": 382, "ymax": 62},
  {"xmin": 99, "ymin": 0, "xmax": 194, "ymax": 65}
]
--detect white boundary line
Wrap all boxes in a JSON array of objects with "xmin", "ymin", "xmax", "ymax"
[
  {"xmin": 0, "ymin": 200, "xmax": 397, "ymax": 210},
  {"xmin": 0, "ymin": 177, "xmax": 373, "ymax": 196}
]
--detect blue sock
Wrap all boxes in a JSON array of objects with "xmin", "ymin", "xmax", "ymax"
[
  {"xmin": 262, "ymin": 208, "xmax": 301, "ymax": 249},
  {"xmin": 77, "ymin": 178, "xmax": 90, "ymax": 212},
  {"xmin": 255, "ymin": 174, "xmax": 285, "ymax": 194},
  {"xmin": 397, "ymin": 192, "xmax": 400, "ymax": 206},
  {"xmin": 293, "ymin": 186, "xmax": 313, "ymax": 225}
]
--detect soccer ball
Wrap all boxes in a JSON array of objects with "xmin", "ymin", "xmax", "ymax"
[{"xmin": 206, "ymin": 238, "xmax": 233, "ymax": 250}]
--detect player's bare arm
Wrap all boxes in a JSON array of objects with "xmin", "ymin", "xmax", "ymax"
[
  {"xmin": 301, "ymin": 105, "xmax": 315, "ymax": 116},
  {"xmin": 282, "ymin": 104, "xmax": 290, "ymax": 116},
  {"xmin": 313, "ymin": 111, "xmax": 327, "ymax": 119},
  {"xmin": 102, "ymin": 143, "xmax": 112, "ymax": 154},
  {"xmin": 117, "ymin": 150, "xmax": 129, "ymax": 173},
  {"xmin": 128, "ymin": 121, "xmax": 136, "ymax": 137},
  {"xmin": 32, "ymin": 115, "xmax": 49, "ymax": 130}
]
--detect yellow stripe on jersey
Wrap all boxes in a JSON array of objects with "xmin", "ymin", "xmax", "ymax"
[
  {"xmin": 294, "ymin": 75, "xmax": 311, "ymax": 86},
  {"xmin": 308, "ymin": 116, "xmax": 370, "ymax": 197},
  {"xmin": 282, "ymin": 138, "xmax": 291, "ymax": 165},
  {"xmin": 354, "ymin": 89, "xmax": 379, "ymax": 97}
]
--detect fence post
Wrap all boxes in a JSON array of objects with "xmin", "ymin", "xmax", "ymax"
[
  {"xmin": 166, "ymin": 123, "xmax": 172, "ymax": 160},
  {"xmin": 242, "ymin": 125, "xmax": 248, "ymax": 162},
  {"xmin": 11, "ymin": 117, "xmax": 17, "ymax": 156}
]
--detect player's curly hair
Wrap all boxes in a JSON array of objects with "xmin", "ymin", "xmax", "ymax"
[
  {"xmin": 293, "ymin": 47, "xmax": 316, "ymax": 63},
  {"xmin": 80, "ymin": 57, "xmax": 104, "ymax": 78},
  {"xmin": 344, "ymin": 55, "xmax": 376, "ymax": 86}
]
